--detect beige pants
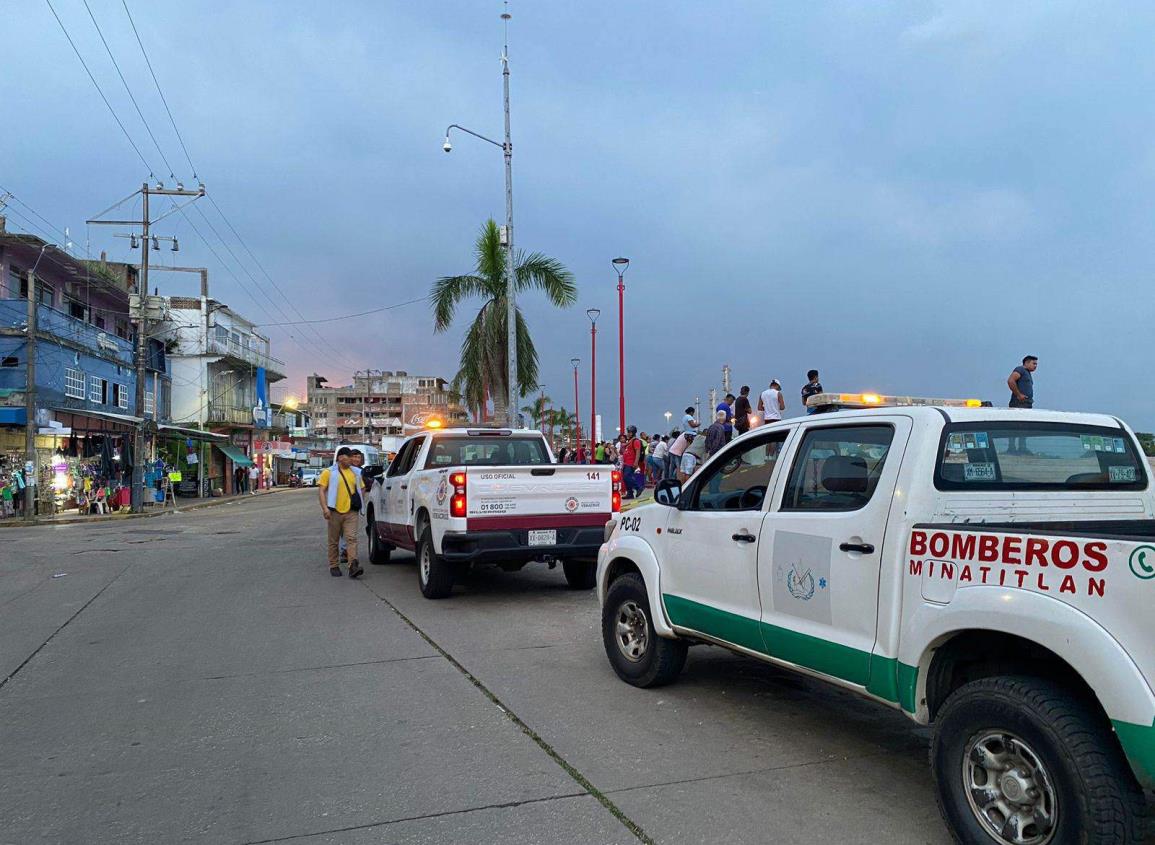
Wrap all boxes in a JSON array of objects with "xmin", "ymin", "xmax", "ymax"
[{"xmin": 326, "ymin": 510, "xmax": 359, "ymax": 568}]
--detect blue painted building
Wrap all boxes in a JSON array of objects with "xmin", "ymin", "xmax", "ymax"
[{"xmin": 0, "ymin": 219, "xmax": 172, "ymax": 510}]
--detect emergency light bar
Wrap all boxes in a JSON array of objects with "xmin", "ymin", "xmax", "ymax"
[{"xmin": 805, "ymin": 393, "xmax": 991, "ymax": 412}]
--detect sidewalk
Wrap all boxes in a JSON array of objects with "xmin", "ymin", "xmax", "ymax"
[{"xmin": 0, "ymin": 485, "xmax": 306, "ymax": 528}]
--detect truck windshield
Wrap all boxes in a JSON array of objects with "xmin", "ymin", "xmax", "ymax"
[
  {"xmin": 426, "ymin": 436, "xmax": 551, "ymax": 468},
  {"xmin": 935, "ymin": 422, "xmax": 1147, "ymax": 491}
]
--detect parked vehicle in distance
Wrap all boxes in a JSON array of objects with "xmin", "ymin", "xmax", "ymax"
[
  {"xmin": 598, "ymin": 393, "xmax": 1155, "ymax": 845},
  {"xmin": 298, "ymin": 468, "xmax": 320, "ymax": 487},
  {"xmin": 365, "ymin": 427, "xmax": 621, "ymax": 598}
]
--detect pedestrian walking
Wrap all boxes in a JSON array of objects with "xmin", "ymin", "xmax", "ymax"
[
  {"xmin": 705, "ymin": 409, "xmax": 729, "ymax": 458},
  {"xmin": 733, "ymin": 386, "xmax": 753, "ymax": 436},
  {"xmin": 318, "ymin": 447, "xmax": 363, "ymax": 578},
  {"xmin": 758, "ymin": 379, "xmax": 786, "ymax": 423},
  {"xmin": 801, "ymin": 370, "xmax": 823, "ymax": 414},
  {"xmin": 1008, "ymin": 355, "xmax": 1038, "ymax": 408},
  {"xmin": 248, "ymin": 464, "xmax": 260, "ymax": 494},
  {"xmin": 621, "ymin": 426, "xmax": 644, "ymax": 498},
  {"xmin": 339, "ymin": 450, "xmax": 368, "ymax": 564}
]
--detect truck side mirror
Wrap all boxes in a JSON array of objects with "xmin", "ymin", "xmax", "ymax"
[
  {"xmin": 655, "ymin": 478, "xmax": 682, "ymax": 507},
  {"xmin": 362, "ymin": 464, "xmax": 385, "ymax": 480}
]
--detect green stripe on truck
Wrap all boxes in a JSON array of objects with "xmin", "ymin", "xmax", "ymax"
[
  {"xmin": 1112, "ymin": 719, "xmax": 1155, "ymax": 790},
  {"xmin": 662, "ymin": 593, "xmax": 917, "ymax": 712}
]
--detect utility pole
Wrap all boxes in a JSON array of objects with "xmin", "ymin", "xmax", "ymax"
[
  {"xmin": 501, "ymin": 9, "xmax": 517, "ymax": 428},
  {"xmin": 88, "ymin": 181, "xmax": 204, "ymax": 511},
  {"xmin": 23, "ymin": 265, "xmax": 39, "ymax": 521}
]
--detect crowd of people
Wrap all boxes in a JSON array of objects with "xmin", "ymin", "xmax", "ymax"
[{"xmin": 550, "ymin": 371, "xmax": 826, "ymax": 497}]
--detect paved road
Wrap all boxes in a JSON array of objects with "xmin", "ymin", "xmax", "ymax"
[{"xmin": 1, "ymin": 491, "xmax": 951, "ymax": 844}]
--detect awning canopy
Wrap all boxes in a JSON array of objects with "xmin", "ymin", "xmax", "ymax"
[
  {"xmin": 215, "ymin": 444, "xmax": 253, "ymax": 467},
  {"xmin": 159, "ymin": 424, "xmax": 228, "ymax": 442},
  {"xmin": 53, "ymin": 407, "xmax": 143, "ymax": 426}
]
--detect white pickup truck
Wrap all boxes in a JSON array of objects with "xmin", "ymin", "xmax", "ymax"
[
  {"xmin": 365, "ymin": 427, "xmax": 619, "ymax": 598},
  {"xmin": 597, "ymin": 396, "xmax": 1154, "ymax": 845}
]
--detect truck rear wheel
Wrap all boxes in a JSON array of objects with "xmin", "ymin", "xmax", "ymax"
[
  {"xmin": 367, "ymin": 514, "xmax": 391, "ymax": 565},
  {"xmin": 931, "ymin": 675, "xmax": 1149, "ymax": 845},
  {"xmin": 562, "ymin": 560, "xmax": 596, "ymax": 590},
  {"xmin": 417, "ymin": 527, "xmax": 454, "ymax": 599},
  {"xmin": 602, "ymin": 573, "xmax": 686, "ymax": 688}
]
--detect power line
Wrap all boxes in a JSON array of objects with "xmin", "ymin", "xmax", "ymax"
[
  {"xmin": 121, "ymin": 0, "xmax": 198, "ymax": 179},
  {"xmin": 80, "ymin": 0, "xmax": 176, "ymax": 178},
  {"xmin": 257, "ymin": 294, "xmax": 433, "ymax": 326},
  {"xmin": 44, "ymin": 0, "xmax": 154, "ymax": 175}
]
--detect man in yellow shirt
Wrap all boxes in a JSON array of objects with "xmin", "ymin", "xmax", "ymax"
[{"xmin": 318, "ymin": 448, "xmax": 363, "ymax": 578}]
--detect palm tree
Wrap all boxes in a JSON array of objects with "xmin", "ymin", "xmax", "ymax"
[
  {"xmin": 547, "ymin": 407, "xmax": 578, "ymax": 444},
  {"xmin": 433, "ymin": 219, "xmax": 576, "ymax": 422},
  {"xmin": 521, "ymin": 395, "xmax": 552, "ymax": 430}
]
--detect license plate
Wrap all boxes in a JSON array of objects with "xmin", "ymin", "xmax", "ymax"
[{"xmin": 528, "ymin": 529, "xmax": 557, "ymax": 546}]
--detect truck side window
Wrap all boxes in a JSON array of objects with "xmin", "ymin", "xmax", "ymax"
[
  {"xmin": 781, "ymin": 425, "xmax": 894, "ymax": 512},
  {"xmin": 686, "ymin": 431, "xmax": 788, "ymax": 512}
]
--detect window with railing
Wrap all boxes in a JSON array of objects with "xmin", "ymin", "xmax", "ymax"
[{"xmin": 65, "ymin": 368, "xmax": 86, "ymax": 399}]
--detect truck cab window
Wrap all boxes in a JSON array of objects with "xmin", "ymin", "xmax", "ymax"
[
  {"xmin": 782, "ymin": 425, "xmax": 894, "ymax": 511},
  {"xmin": 686, "ymin": 432, "xmax": 788, "ymax": 511}
]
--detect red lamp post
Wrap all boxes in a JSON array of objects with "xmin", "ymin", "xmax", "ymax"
[
  {"xmin": 570, "ymin": 357, "xmax": 582, "ymax": 455},
  {"xmin": 586, "ymin": 308, "xmax": 600, "ymax": 460},
  {"xmin": 612, "ymin": 257, "xmax": 630, "ymax": 436}
]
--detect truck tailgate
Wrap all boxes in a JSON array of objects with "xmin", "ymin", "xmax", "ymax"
[{"xmin": 465, "ymin": 466, "xmax": 612, "ymax": 528}]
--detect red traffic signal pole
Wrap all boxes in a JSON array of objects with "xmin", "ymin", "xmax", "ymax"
[
  {"xmin": 587, "ymin": 309, "xmax": 600, "ymax": 460},
  {"xmin": 612, "ymin": 258, "xmax": 629, "ymax": 437}
]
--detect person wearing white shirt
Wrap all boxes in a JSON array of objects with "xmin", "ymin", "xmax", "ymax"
[{"xmin": 758, "ymin": 379, "xmax": 786, "ymax": 423}]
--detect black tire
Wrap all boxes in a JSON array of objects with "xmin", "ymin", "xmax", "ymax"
[
  {"xmin": 366, "ymin": 514, "xmax": 391, "ymax": 565},
  {"xmin": 416, "ymin": 527, "xmax": 454, "ymax": 599},
  {"xmin": 562, "ymin": 559, "xmax": 596, "ymax": 590},
  {"xmin": 931, "ymin": 675, "xmax": 1149, "ymax": 845},
  {"xmin": 601, "ymin": 573, "xmax": 687, "ymax": 688}
]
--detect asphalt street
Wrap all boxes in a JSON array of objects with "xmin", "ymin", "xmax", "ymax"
[{"xmin": 1, "ymin": 490, "xmax": 951, "ymax": 844}]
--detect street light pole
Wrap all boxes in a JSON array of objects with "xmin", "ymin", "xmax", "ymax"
[
  {"xmin": 612, "ymin": 257, "xmax": 630, "ymax": 436},
  {"xmin": 443, "ymin": 8, "xmax": 518, "ymax": 427},
  {"xmin": 570, "ymin": 357, "xmax": 581, "ymax": 453},
  {"xmin": 587, "ymin": 308, "xmax": 600, "ymax": 459}
]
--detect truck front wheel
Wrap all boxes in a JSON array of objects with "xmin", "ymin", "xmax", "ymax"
[
  {"xmin": 416, "ymin": 528, "xmax": 454, "ymax": 599},
  {"xmin": 931, "ymin": 675, "xmax": 1149, "ymax": 845},
  {"xmin": 367, "ymin": 514, "xmax": 391, "ymax": 565},
  {"xmin": 601, "ymin": 573, "xmax": 686, "ymax": 688},
  {"xmin": 562, "ymin": 560, "xmax": 596, "ymax": 590}
]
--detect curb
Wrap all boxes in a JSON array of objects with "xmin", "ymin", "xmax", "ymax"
[{"xmin": 0, "ymin": 487, "xmax": 306, "ymax": 528}]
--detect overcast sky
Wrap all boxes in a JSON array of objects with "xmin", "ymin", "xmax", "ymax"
[{"xmin": 4, "ymin": 1, "xmax": 1155, "ymax": 430}]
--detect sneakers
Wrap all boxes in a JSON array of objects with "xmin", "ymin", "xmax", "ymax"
[
  {"xmin": 329, "ymin": 566, "xmax": 342, "ymax": 577},
  {"xmin": 347, "ymin": 560, "xmax": 364, "ymax": 579}
]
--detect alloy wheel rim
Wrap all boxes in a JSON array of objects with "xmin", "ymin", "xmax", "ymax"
[
  {"xmin": 420, "ymin": 545, "xmax": 431, "ymax": 584},
  {"xmin": 614, "ymin": 600, "xmax": 649, "ymax": 663},
  {"xmin": 962, "ymin": 731, "xmax": 1057, "ymax": 845}
]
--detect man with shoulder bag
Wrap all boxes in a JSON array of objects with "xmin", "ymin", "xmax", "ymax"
[{"xmin": 318, "ymin": 447, "xmax": 363, "ymax": 578}]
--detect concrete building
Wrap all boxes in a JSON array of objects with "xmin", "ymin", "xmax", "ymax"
[
  {"xmin": 158, "ymin": 291, "xmax": 285, "ymax": 494},
  {"xmin": 306, "ymin": 370, "xmax": 467, "ymax": 443},
  {"xmin": 0, "ymin": 219, "xmax": 174, "ymax": 513}
]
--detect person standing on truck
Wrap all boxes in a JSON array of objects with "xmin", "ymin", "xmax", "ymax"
[
  {"xmin": 801, "ymin": 369, "xmax": 823, "ymax": 414},
  {"xmin": 759, "ymin": 379, "xmax": 786, "ymax": 423},
  {"xmin": 716, "ymin": 394, "xmax": 735, "ymax": 443},
  {"xmin": 733, "ymin": 386, "xmax": 753, "ymax": 436},
  {"xmin": 1008, "ymin": 355, "xmax": 1038, "ymax": 408},
  {"xmin": 318, "ymin": 447, "xmax": 363, "ymax": 579},
  {"xmin": 681, "ymin": 406, "xmax": 699, "ymax": 432}
]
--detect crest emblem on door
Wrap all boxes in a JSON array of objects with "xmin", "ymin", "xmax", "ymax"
[
  {"xmin": 786, "ymin": 564, "xmax": 816, "ymax": 601},
  {"xmin": 565, "ymin": 496, "xmax": 579, "ymax": 513}
]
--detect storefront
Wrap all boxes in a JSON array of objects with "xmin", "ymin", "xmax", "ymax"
[
  {"xmin": 214, "ymin": 443, "xmax": 253, "ymax": 495},
  {"xmin": 156, "ymin": 424, "xmax": 228, "ymax": 497}
]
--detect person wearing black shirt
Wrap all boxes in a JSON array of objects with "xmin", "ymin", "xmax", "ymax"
[
  {"xmin": 733, "ymin": 385, "xmax": 753, "ymax": 435},
  {"xmin": 801, "ymin": 369, "xmax": 823, "ymax": 414}
]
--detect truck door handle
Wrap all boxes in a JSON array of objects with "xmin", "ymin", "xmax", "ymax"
[
  {"xmin": 400, "ymin": 484, "xmax": 408, "ymax": 490},
  {"xmin": 385, "ymin": 485, "xmax": 392, "ymax": 491},
  {"xmin": 839, "ymin": 542, "xmax": 875, "ymax": 554},
  {"xmin": 732, "ymin": 532, "xmax": 757, "ymax": 543}
]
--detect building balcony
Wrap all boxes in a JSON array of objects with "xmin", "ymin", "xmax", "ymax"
[
  {"xmin": 0, "ymin": 298, "xmax": 133, "ymax": 365},
  {"xmin": 206, "ymin": 336, "xmax": 285, "ymax": 380},
  {"xmin": 207, "ymin": 402, "xmax": 256, "ymax": 427}
]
